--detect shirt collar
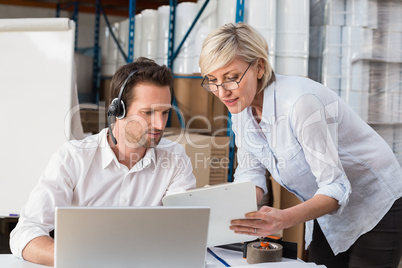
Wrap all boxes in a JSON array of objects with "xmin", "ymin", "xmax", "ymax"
[
  {"xmin": 131, "ymin": 147, "xmax": 155, "ymax": 171},
  {"xmin": 99, "ymin": 128, "xmax": 157, "ymax": 170},
  {"xmin": 260, "ymin": 78, "xmax": 276, "ymax": 125},
  {"xmin": 100, "ymin": 128, "xmax": 117, "ymax": 170}
]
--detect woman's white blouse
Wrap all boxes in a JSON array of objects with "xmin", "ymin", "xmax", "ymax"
[{"xmin": 232, "ymin": 74, "xmax": 402, "ymax": 255}]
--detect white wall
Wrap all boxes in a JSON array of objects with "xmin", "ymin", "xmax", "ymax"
[
  {"xmin": 0, "ymin": 18, "xmax": 82, "ymax": 214},
  {"xmin": 0, "ymin": 4, "xmax": 127, "ymax": 49}
]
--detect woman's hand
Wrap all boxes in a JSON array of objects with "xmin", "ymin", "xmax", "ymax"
[
  {"xmin": 230, "ymin": 194, "xmax": 340, "ymax": 237},
  {"xmin": 230, "ymin": 206, "xmax": 289, "ymax": 237}
]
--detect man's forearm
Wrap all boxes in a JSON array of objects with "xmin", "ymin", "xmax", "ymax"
[{"xmin": 22, "ymin": 236, "xmax": 54, "ymax": 267}]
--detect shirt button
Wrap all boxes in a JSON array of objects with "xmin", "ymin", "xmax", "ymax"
[{"xmin": 121, "ymin": 198, "xmax": 127, "ymax": 204}]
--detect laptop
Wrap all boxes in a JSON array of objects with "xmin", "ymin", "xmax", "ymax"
[
  {"xmin": 162, "ymin": 181, "xmax": 258, "ymax": 247},
  {"xmin": 54, "ymin": 206, "xmax": 210, "ymax": 268}
]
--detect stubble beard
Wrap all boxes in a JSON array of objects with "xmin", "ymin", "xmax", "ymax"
[{"xmin": 127, "ymin": 128, "xmax": 164, "ymax": 148}]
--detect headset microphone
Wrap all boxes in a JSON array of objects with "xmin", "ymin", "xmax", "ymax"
[
  {"xmin": 107, "ymin": 112, "xmax": 118, "ymax": 145},
  {"xmin": 107, "ymin": 69, "xmax": 139, "ymax": 145}
]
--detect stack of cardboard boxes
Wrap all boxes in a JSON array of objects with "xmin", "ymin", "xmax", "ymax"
[
  {"xmin": 80, "ymin": 104, "xmax": 107, "ymax": 134},
  {"xmin": 166, "ymin": 75, "xmax": 230, "ymax": 186},
  {"xmin": 164, "ymin": 132, "xmax": 230, "ymax": 187},
  {"xmin": 170, "ymin": 76, "xmax": 228, "ymax": 134},
  {"xmin": 208, "ymin": 136, "xmax": 230, "ymax": 185}
]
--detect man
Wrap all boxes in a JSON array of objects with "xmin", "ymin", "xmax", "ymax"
[{"xmin": 10, "ymin": 58, "xmax": 196, "ymax": 266}]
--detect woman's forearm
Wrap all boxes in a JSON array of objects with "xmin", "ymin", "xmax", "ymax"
[
  {"xmin": 281, "ymin": 194, "xmax": 340, "ymax": 229},
  {"xmin": 231, "ymin": 194, "xmax": 340, "ymax": 237}
]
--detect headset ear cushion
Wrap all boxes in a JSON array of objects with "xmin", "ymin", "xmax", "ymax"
[
  {"xmin": 108, "ymin": 98, "xmax": 119, "ymax": 116},
  {"xmin": 116, "ymin": 100, "xmax": 126, "ymax": 120},
  {"xmin": 108, "ymin": 98, "xmax": 126, "ymax": 119}
]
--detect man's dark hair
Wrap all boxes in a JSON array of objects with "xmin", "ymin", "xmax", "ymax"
[{"xmin": 109, "ymin": 57, "xmax": 174, "ymax": 107}]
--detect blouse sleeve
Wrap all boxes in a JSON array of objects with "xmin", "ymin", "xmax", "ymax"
[
  {"xmin": 291, "ymin": 93, "xmax": 351, "ymax": 214},
  {"xmin": 230, "ymin": 110, "xmax": 269, "ymax": 196},
  {"xmin": 233, "ymin": 145, "xmax": 268, "ymax": 194}
]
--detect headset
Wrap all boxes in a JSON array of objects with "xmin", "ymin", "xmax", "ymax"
[{"xmin": 107, "ymin": 69, "xmax": 139, "ymax": 145}]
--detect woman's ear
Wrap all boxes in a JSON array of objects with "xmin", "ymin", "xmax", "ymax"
[{"xmin": 257, "ymin": 58, "xmax": 265, "ymax": 79}]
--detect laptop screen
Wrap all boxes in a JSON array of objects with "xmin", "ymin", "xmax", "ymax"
[{"xmin": 54, "ymin": 206, "xmax": 210, "ymax": 268}]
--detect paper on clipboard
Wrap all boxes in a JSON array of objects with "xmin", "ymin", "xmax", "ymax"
[{"xmin": 162, "ymin": 181, "xmax": 259, "ymax": 247}]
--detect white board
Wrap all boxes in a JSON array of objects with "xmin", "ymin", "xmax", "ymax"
[
  {"xmin": 162, "ymin": 181, "xmax": 259, "ymax": 247},
  {"xmin": 0, "ymin": 18, "xmax": 83, "ymax": 215}
]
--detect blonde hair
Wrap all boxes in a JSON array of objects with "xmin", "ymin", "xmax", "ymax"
[{"xmin": 199, "ymin": 23, "xmax": 275, "ymax": 93}]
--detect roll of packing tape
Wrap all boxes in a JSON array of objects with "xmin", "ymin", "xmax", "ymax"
[{"xmin": 247, "ymin": 242, "xmax": 283, "ymax": 264}]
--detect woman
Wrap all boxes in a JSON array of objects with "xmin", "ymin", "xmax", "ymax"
[{"xmin": 199, "ymin": 22, "xmax": 402, "ymax": 267}]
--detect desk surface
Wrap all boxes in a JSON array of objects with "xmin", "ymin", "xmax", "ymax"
[{"xmin": 0, "ymin": 248, "xmax": 325, "ymax": 268}]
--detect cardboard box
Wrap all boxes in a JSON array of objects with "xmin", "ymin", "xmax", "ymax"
[
  {"xmin": 271, "ymin": 178, "xmax": 306, "ymax": 260},
  {"xmin": 208, "ymin": 136, "xmax": 230, "ymax": 185},
  {"xmin": 164, "ymin": 131, "xmax": 230, "ymax": 186},
  {"xmin": 171, "ymin": 76, "xmax": 228, "ymax": 135},
  {"xmin": 80, "ymin": 107, "xmax": 107, "ymax": 134},
  {"xmin": 164, "ymin": 133, "xmax": 211, "ymax": 188}
]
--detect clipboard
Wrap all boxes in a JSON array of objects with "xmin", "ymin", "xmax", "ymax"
[{"xmin": 162, "ymin": 181, "xmax": 259, "ymax": 247}]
